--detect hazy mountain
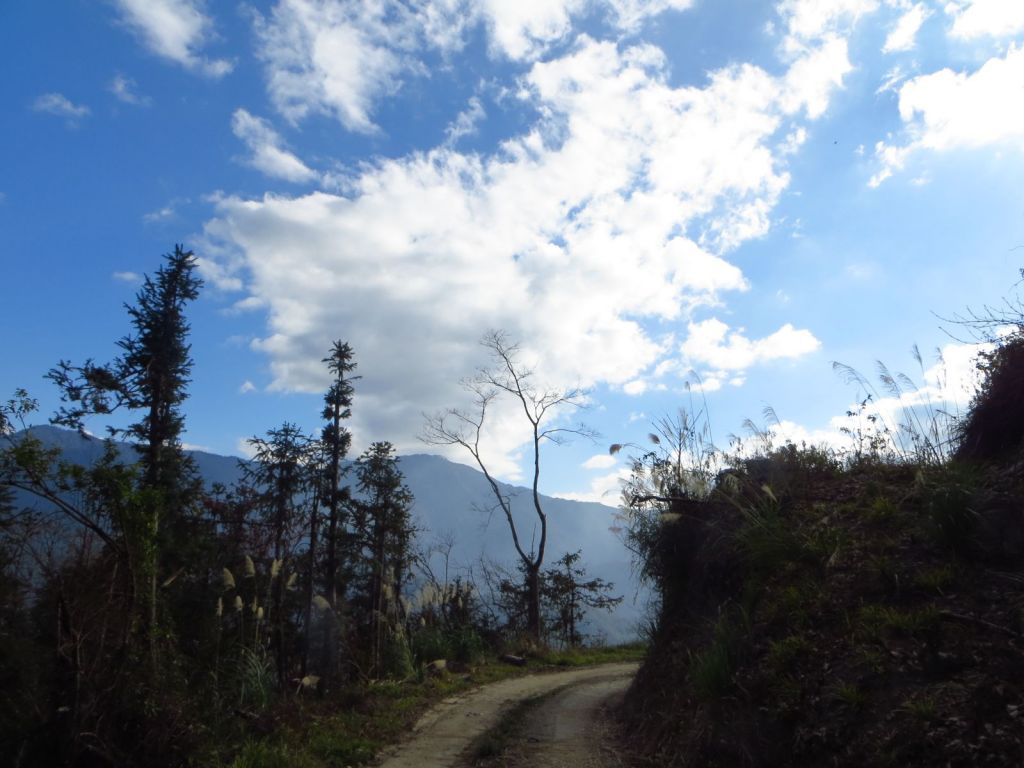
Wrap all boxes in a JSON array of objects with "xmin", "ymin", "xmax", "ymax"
[{"xmin": 9, "ymin": 426, "xmax": 646, "ymax": 642}]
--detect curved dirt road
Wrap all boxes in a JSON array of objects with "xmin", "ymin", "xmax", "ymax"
[{"xmin": 377, "ymin": 662, "xmax": 638, "ymax": 768}]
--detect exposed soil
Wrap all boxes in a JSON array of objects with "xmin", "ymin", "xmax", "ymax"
[{"xmin": 375, "ymin": 662, "xmax": 639, "ymax": 768}]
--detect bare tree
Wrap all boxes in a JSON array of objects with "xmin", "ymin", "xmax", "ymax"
[{"xmin": 422, "ymin": 331, "xmax": 592, "ymax": 642}]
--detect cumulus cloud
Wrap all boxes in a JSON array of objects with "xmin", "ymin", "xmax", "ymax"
[
  {"xmin": 112, "ymin": 271, "xmax": 142, "ymax": 283},
  {"xmin": 777, "ymin": 0, "xmax": 879, "ymax": 53},
  {"xmin": 946, "ymin": 0, "xmax": 1024, "ymax": 40},
  {"xmin": 251, "ymin": 0, "xmax": 698, "ymax": 132},
  {"xmin": 253, "ymin": 0, "xmax": 419, "ymax": 133},
  {"xmin": 680, "ymin": 318, "xmax": 821, "ymax": 373},
  {"xmin": 449, "ymin": 0, "xmax": 695, "ymax": 61},
  {"xmin": 883, "ymin": 2, "xmax": 930, "ymax": 53},
  {"xmin": 112, "ymin": 0, "xmax": 232, "ymax": 77},
  {"xmin": 32, "ymin": 93, "xmax": 90, "ymax": 120},
  {"xmin": 872, "ymin": 44, "xmax": 1024, "ymax": 185},
  {"xmin": 231, "ymin": 109, "xmax": 318, "ymax": 183},
  {"xmin": 203, "ymin": 31, "xmax": 848, "ymax": 477}
]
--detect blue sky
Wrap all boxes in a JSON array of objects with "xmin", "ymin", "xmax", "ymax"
[{"xmin": 3, "ymin": 0, "xmax": 1024, "ymax": 505}]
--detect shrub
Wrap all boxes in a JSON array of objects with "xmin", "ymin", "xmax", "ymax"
[{"xmin": 956, "ymin": 332, "xmax": 1024, "ymax": 462}]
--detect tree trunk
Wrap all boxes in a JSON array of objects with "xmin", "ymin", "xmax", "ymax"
[{"xmin": 525, "ymin": 563, "xmax": 541, "ymax": 643}]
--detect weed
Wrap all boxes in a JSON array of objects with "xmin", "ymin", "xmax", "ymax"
[
  {"xmin": 833, "ymin": 346, "xmax": 964, "ymax": 466},
  {"xmin": 227, "ymin": 740, "xmax": 319, "ymax": 768},
  {"xmin": 913, "ymin": 565, "xmax": 956, "ymax": 594},
  {"xmin": 858, "ymin": 605, "xmax": 940, "ymax": 640},
  {"xmin": 901, "ymin": 695, "xmax": 938, "ymax": 722},
  {"xmin": 733, "ymin": 488, "xmax": 809, "ymax": 572},
  {"xmin": 855, "ymin": 646, "xmax": 887, "ymax": 676},
  {"xmin": 689, "ymin": 607, "xmax": 750, "ymax": 701},
  {"xmin": 867, "ymin": 497, "xmax": 899, "ymax": 523},
  {"xmin": 833, "ymin": 682, "xmax": 868, "ymax": 709},
  {"xmin": 766, "ymin": 635, "xmax": 811, "ymax": 673},
  {"xmin": 869, "ymin": 555, "xmax": 902, "ymax": 597},
  {"xmin": 307, "ymin": 726, "xmax": 378, "ymax": 765},
  {"xmin": 235, "ymin": 646, "xmax": 276, "ymax": 711},
  {"xmin": 916, "ymin": 464, "xmax": 981, "ymax": 556}
]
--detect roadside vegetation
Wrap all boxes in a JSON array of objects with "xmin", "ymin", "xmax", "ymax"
[
  {"xmin": 0, "ymin": 246, "xmax": 631, "ymax": 768},
  {"xmin": 614, "ymin": 284, "xmax": 1024, "ymax": 765}
]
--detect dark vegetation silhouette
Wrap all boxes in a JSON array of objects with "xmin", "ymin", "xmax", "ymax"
[
  {"xmin": 0, "ymin": 247, "xmax": 621, "ymax": 767},
  {"xmin": 614, "ymin": 281, "xmax": 1024, "ymax": 766}
]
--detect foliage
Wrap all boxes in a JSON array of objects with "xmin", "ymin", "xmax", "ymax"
[
  {"xmin": 541, "ymin": 550, "xmax": 622, "ymax": 648},
  {"xmin": 350, "ymin": 441, "xmax": 414, "ymax": 678},
  {"xmin": 955, "ymin": 331, "xmax": 1024, "ymax": 461},
  {"xmin": 915, "ymin": 463, "xmax": 981, "ymax": 556}
]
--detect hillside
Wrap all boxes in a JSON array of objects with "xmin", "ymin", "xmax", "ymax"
[
  {"xmin": 11, "ymin": 426, "xmax": 642, "ymax": 642},
  {"xmin": 616, "ymin": 451, "xmax": 1024, "ymax": 766}
]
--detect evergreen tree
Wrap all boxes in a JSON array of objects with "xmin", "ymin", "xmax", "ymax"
[
  {"xmin": 242, "ymin": 423, "xmax": 318, "ymax": 685},
  {"xmin": 351, "ymin": 442, "xmax": 413, "ymax": 677},
  {"xmin": 47, "ymin": 245, "xmax": 203, "ymax": 670},
  {"xmin": 541, "ymin": 550, "xmax": 622, "ymax": 648},
  {"xmin": 320, "ymin": 341, "xmax": 357, "ymax": 610}
]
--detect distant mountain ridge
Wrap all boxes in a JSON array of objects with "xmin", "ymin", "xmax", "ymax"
[{"xmin": 9, "ymin": 426, "xmax": 644, "ymax": 642}]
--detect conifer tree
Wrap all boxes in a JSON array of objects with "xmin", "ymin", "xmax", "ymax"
[
  {"xmin": 351, "ymin": 442, "xmax": 413, "ymax": 677},
  {"xmin": 320, "ymin": 341, "xmax": 357, "ymax": 609}
]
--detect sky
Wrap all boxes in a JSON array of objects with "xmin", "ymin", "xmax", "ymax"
[{"xmin": 3, "ymin": 0, "xmax": 1024, "ymax": 507}]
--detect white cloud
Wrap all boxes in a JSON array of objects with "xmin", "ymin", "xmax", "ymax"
[
  {"xmin": 770, "ymin": 0, "xmax": 877, "ymax": 124},
  {"xmin": 112, "ymin": 0, "xmax": 232, "ymax": 77},
  {"xmin": 777, "ymin": 0, "xmax": 879, "ymax": 52},
  {"xmin": 478, "ymin": 0, "xmax": 585, "ymax": 60},
  {"xmin": 203, "ymin": 35, "xmax": 841, "ymax": 477},
  {"xmin": 239, "ymin": 380, "xmax": 257, "ymax": 394},
  {"xmin": 680, "ymin": 318, "xmax": 821, "ymax": 372},
  {"xmin": 231, "ymin": 109, "xmax": 318, "ymax": 183},
  {"xmin": 251, "ymin": 0, "xmax": 698, "ymax": 133},
  {"xmin": 883, "ymin": 2, "xmax": 930, "ymax": 53},
  {"xmin": 253, "ymin": 0, "xmax": 419, "ymax": 133},
  {"xmin": 32, "ymin": 93, "xmax": 90, "ymax": 120},
  {"xmin": 112, "ymin": 271, "xmax": 142, "ymax": 282},
  {"xmin": 781, "ymin": 35, "xmax": 853, "ymax": 118},
  {"xmin": 475, "ymin": 0, "xmax": 695, "ymax": 60},
  {"xmin": 235, "ymin": 437, "xmax": 258, "ymax": 459},
  {"xmin": 872, "ymin": 44, "xmax": 1024, "ymax": 184},
  {"xmin": 946, "ymin": 0, "xmax": 1024, "ymax": 40},
  {"xmin": 553, "ymin": 467, "xmax": 629, "ymax": 505},
  {"xmin": 444, "ymin": 96, "xmax": 486, "ymax": 146},
  {"xmin": 876, "ymin": 64, "xmax": 907, "ymax": 94},
  {"xmin": 109, "ymin": 73, "xmax": 151, "ymax": 105},
  {"xmin": 583, "ymin": 453, "xmax": 618, "ymax": 470},
  {"xmin": 623, "ymin": 380, "xmax": 648, "ymax": 396}
]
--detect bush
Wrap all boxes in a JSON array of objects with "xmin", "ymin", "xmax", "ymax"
[{"xmin": 956, "ymin": 332, "xmax": 1024, "ymax": 462}]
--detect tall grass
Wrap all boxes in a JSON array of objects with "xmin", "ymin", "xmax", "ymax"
[{"xmin": 832, "ymin": 345, "xmax": 966, "ymax": 466}]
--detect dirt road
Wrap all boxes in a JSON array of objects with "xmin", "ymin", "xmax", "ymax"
[{"xmin": 376, "ymin": 662, "xmax": 638, "ymax": 768}]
